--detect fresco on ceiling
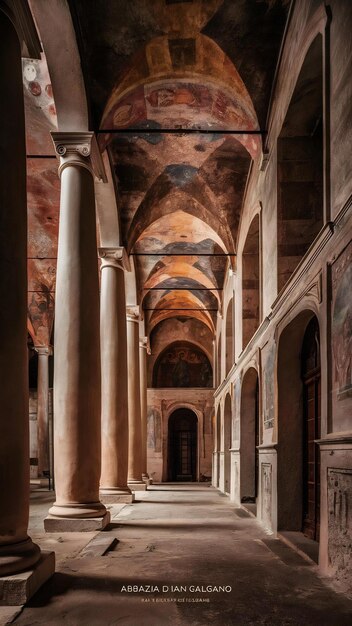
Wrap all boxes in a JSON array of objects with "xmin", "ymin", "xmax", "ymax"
[
  {"xmin": 102, "ymin": 80, "xmax": 259, "ymax": 158},
  {"xmin": 153, "ymin": 342, "xmax": 212, "ymax": 388}
]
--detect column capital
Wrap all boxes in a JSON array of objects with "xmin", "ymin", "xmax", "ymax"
[
  {"xmin": 51, "ymin": 131, "xmax": 107, "ymax": 182},
  {"xmin": 139, "ymin": 336, "xmax": 151, "ymax": 354},
  {"xmin": 34, "ymin": 345, "xmax": 53, "ymax": 356},
  {"xmin": 126, "ymin": 305, "xmax": 140, "ymax": 323},
  {"xmin": 98, "ymin": 247, "xmax": 130, "ymax": 271}
]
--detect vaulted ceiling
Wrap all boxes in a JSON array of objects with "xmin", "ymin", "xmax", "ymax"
[{"xmin": 25, "ymin": 0, "xmax": 289, "ymax": 346}]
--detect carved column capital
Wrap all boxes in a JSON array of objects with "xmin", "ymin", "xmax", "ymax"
[
  {"xmin": 51, "ymin": 131, "xmax": 107, "ymax": 182},
  {"xmin": 34, "ymin": 345, "xmax": 53, "ymax": 357},
  {"xmin": 98, "ymin": 247, "xmax": 130, "ymax": 271},
  {"xmin": 139, "ymin": 336, "xmax": 151, "ymax": 354},
  {"xmin": 126, "ymin": 305, "xmax": 140, "ymax": 323}
]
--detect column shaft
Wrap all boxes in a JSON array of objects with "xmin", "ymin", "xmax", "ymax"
[
  {"xmin": 0, "ymin": 11, "xmax": 40, "ymax": 575},
  {"xmin": 127, "ymin": 311, "xmax": 146, "ymax": 490},
  {"xmin": 139, "ymin": 340, "xmax": 148, "ymax": 480},
  {"xmin": 47, "ymin": 134, "xmax": 108, "ymax": 527},
  {"xmin": 36, "ymin": 348, "xmax": 51, "ymax": 478},
  {"xmin": 100, "ymin": 252, "xmax": 132, "ymax": 502}
]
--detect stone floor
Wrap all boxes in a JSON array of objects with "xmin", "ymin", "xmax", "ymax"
[{"xmin": 3, "ymin": 484, "xmax": 352, "ymax": 626}]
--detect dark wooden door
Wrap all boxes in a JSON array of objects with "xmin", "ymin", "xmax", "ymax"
[
  {"xmin": 168, "ymin": 409, "xmax": 197, "ymax": 481},
  {"xmin": 302, "ymin": 318, "xmax": 321, "ymax": 541}
]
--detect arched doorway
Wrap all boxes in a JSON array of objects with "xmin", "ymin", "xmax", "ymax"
[
  {"xmin": 277, "ymin": 311, "xmax": 321, "ymax": 541},
  {"xmin": 168, "ymin": 408, "xmax": 198, "ymax": 482},
  {"xmin": 215, "ymin": 405, "xmax": 221, "ymax": 487},
  {"xmin": 301, "ymin": 317, "xmax": 321, "ymax": 540},
  {"xmin": 240, "ymin": 368, "xmax": 259, "ymax": 503},
  {"xmin": 242, "ymin": 215, "xmax": 260, "ymax": 349}
]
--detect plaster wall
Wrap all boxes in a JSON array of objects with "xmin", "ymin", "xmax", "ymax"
[{"xmin": 214, "ymin": 0, "xmax": 352, "ymax": 586}]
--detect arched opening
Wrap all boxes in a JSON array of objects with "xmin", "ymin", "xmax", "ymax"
[
  {"xmin": 242, "ymin": 215, "xmax": 260, "ymax": 349},
  {"xmin": 153, "ymin": 341, "xmax": 212, "ymax": 388},
  {"xmin": 301, "ymin": 317, "xmax": 321, "ymax": 540},
  {"xmin": 216, "ymin": 405, "xmax": 221, "ymax": 488},
  {"xmin": 224, "ymin": 393, "xmax": 232, "ymax": 494},
  {"xmin": 168, "ymin": 408, "xmax": 198, "ymax": 482},
  {"xmin": 240, "ymin": 368, "xmax": 259, "ymax": 504},
  {"xmin": 277, "ymin": 311, "xmax": 321, "ymax": 541},
  {"xmin": 277, "ymin": 35, "xmax": 323, "ymax": 293},
  {"xmin": 226, "ymin": 298, "xmax": 234, "ymax": 376},
  {"xmin": 217, "ymin": 332, "xmax": 222, "ymax": 385}
]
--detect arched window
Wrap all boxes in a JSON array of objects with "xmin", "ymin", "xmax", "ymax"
[
  {"xmin": 277, "ymin": 35, "xmax": 323, "ymax": 293},
  {"xmin": 225, "ymin": 298, "xmax": 234, "ymax": 376},
  {"xmin": 242, "ymin": 214, "xmax": 260, "ymax": 349}
]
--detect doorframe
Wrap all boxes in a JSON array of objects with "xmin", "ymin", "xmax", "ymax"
[{"xmin": 164, "ymin": 403, "xmax": 203, "ymax": 482}]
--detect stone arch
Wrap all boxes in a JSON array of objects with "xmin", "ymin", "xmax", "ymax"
[
  {"xmin": 223, "ymin": 392, "xmax": 232, "ymax": 494},
  {"xmin": 277, "ymin": 34, "xmax": 324, "ymax": 293},
  {"xmin": 240, "ymin": 366, "xmax": 259, "ymax": 503},
  {"xmin": 242, "ymin": 214, "xmax": 260, "ymax": 349},
  {"xmin": 225, "ymin": 297, "xmax": 234, "ymax": 376},
  {"xmin": 167, "ymin": 408, "xmax": 198, "ymax": 482},
  {"xmin": 277, "ymin": 309, "xmax": 321, "ymax": 535}
]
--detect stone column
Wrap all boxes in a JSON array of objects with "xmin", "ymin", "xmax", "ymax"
[
  {"xmin": 0, "ymin": 8, "xmax": 54, "ymax": 594},
  {"xmin": 35, "ymin": 346, "xmax": 52, "ymax": 480},
  {"xmin": 139, "ymin": 336, "xmax": 149, "ymax": 483},
  {"xmin": 45, "ymin": 132, "xmax": 109, "ymax": 531},
  {"xmin": 127, "ymin": 307, "xmax": 147, "ymax": 491},
  {"xmin": 99, "ymin": 248, "xmax": 133, "ymax": 503}
]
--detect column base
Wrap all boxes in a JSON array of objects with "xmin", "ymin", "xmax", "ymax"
[
  {"xmin": 100, "ymin": 488, "xmax": 135, "ymax": 504},
  {"xmin": 0, "ymin": 551, "xmax": 55, "ymax": 606},
  {"xmin": 0, "ymin": 538, "xmax": 41, "ymax": 577},
  {"xmin": 44, "ymin": 510, "xmax": 110, "ymax": 532},
  {"xmin": 128, "ymin": 481, "xmax": 147, "ymax": 492}
]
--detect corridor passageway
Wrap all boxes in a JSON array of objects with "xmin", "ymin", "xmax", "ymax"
[{"xmin": 10, "ymin": 485, "xmax": 352, "ymax": 626}]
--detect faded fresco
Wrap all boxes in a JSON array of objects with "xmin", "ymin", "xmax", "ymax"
[
  {"xmin": 331, "ymin": 241, "xmax": 352, "ymax": 431},
  {"xmin": 147, "ymin": 409, "xmax": 162, "ymax": 452},
  {"xmin": 154, "ymin": 343, "xmax": 212, "ymax": 388},
  {"xmin": 262, "ymin": 343, "xmax": 276, "ymax": 430}
]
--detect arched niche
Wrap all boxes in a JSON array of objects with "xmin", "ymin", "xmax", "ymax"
[
  {"xmin": 277, "ymin": 35, "xmax": 323, "ymax": 293},
  {"xmin": 217, "ymin": 332, "xmax": 222, "ymax": 385},
  {"xmin": 225, "ymin": 297, "xmax": 234, "ymax": 376},
  {"xmin": 223, "ymin": 393, "xmax": 232, "ymax": 494},
  {"xmin": 242, "ymin": 214, "xmax": 260, "ymax": 349},
  {"xmin": 240, "ymin": 367, "xmax": 259, "ymax": 503},
  {"xmin": 215, "ymin": 404, "xmax": 221, "ymax": 488},
  {"xmin": 153, "ymin": 341, "xmax": 212, "ymax": 388},
  {"xmin": 277, "ymin": 310, "xmax": 321, "ymax": 539},
  {"xmin": 168, "ymin": 408, "xmax": 198, "ymax": 482}
]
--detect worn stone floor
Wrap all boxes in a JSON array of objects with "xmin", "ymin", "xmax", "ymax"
[{"xmin": 4, "ymin": 484, "xmax": 352, "ymax": 626}]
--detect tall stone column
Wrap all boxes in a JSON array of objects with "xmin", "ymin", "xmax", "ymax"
[
  {"xmin": 35, "ymin": 346, "xmax": 52, "ymax": 480},
  {"xmin": 139, "ymin": 336, "xmax": 149, "ymax": 482},
  {"xmin": 127, "ymin": 307, "xmax": 147, "ymax": 491},
  {"xmin": 99, "ymin": 248, "xmax": 133, "ymax": 503},
  {"xmin": 45, "ymin": 132, "xmax": 109, "ymax": 531},
  {"xmin": 0, "ymin": 8, "xmax": 54, "ymax": 596}
]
